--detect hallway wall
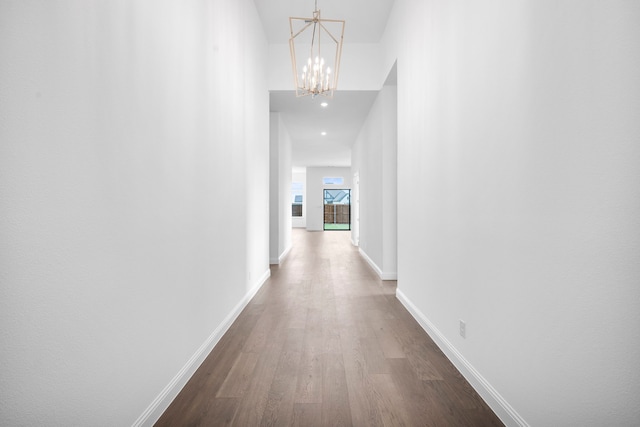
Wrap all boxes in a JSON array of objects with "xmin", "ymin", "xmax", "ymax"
[
  {"xmin": 269, "ymin": 113, "xmax": 293, "ymax": 264},
  {"xmin": 385, "ymin": 1, "xmax": 640, "ymax": 425},
  {"xmin": 351, "ymin": 85, "xmax": 397, "ymax": 280},
  {"xmin": 0, "ymin": 1, "xmax": 269, "ymax": 425}
]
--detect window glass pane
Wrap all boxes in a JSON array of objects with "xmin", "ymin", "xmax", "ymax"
[
  {"xmin": 323, "ymin": 177, "xmax": 344, "ymax": 185},
  {"xmin": 323, "ymin": 189, "xmax": 350, "ymax": 205}
]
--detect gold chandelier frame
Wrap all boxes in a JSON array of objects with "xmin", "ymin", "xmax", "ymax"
[{"xmin": 289, "ymin": 2, "xmax": 345, "ymax": 98}]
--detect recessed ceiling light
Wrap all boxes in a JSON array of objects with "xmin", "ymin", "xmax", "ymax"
[
  {"xmin": 321, "ymin": 131, "xmax": 327, "ymax": 136},
  {"xmin": 321, "ymin": 102, "xmax": 328, "ymax": 107}
]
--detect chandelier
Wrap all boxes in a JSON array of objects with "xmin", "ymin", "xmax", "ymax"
[{"xmin": 289, "ymin": 0, "xmax": 345, "ymax": 98}]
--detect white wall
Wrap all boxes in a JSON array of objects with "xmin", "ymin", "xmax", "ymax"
[
  {"xmin": 305, "ymin": 167, "xmax": 352, "ymax": 231},
  {"xmin": 385, "ymin": 1, "xmax": 640, "ymax": 426},
  {"xmin": 351, "ymin": 85, "xmax": 398, "ymax": 280},
  {"xmin": 269, "ymin": 113, "xmax": 293, "ymax": 264},
  {"xmin": 0, "ymin": 1, "xmax": 270, "ymax": 426},
  {"xmin": 292, "ymin": 169, "xmax": 307, "ymax": 228},
  {"xmin": 381, "ymin": 85, "xmax": 397, "ymax": 279}
]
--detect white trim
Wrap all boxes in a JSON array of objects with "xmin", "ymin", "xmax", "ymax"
[
  {"xmin": 358, "ymin": 248, "xmax": 398, "ymax": 281},
  {"xmin": 395, "ymin": 289, "xmax": 529, "ymax": 427},
  {"xmin": 359, "ymin": 248, "xmax": 381, "ymax": 276},
  {"xmin": 269, "ymin": 244, "xmax": 292, "ymax": 265},
  {"xmin": 132, "ymin": 268, "xmax": 271, "ymax": 427},
  {"xmin": 380, "ymin": 271, "xmax": 398, "ymax": 281},
  {"xmin": 279, "ymin": 245, "xmax": 292, "ymax": 264}
]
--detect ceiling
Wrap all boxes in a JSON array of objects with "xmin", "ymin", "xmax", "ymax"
[
  {"xmin": 270, "ymin": 90, "xmax": 379, "ymax": 167},
  {"xmin": 254, "ymin": 0, "xmax": 396, "ymax": 168},
  {"xmin": 252, "ymin": 0, "xmax": 396, "ymax": 44}
]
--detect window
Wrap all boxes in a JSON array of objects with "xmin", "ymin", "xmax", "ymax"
[
  {"xmin": 292, "ymin": 182, "xmax": 303, "ymax": 217},
  {"xmin": 323, "ymin": 177, "xmax": 344, "ymax": 185}
]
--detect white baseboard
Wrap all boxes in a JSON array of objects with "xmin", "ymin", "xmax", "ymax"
[
  {"xmin": 269, "ymin": 244, "xmax": 292, "ymax": 265},
  {"xmin": 358, "ymin": 248, "xmax": 398, "ymax": 281},
  {"xmin": 279, "ymin": 245, "xmax": 292, "ymax": 264},
  {"xmin": 395, "ymin": 289, "xmax": 529, "ymax": 427},
  {"xmin": 132, "ymin": 268, "xmax": 271, "ymax": 427},
  {"xmin": 380, "ymin": 271, "xmax": 398, "ymax": 281}
]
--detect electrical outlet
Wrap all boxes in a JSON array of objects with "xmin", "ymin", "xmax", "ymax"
[{"xmin": 459, "ymin": 320, "xmax": 466, "ymax": 338}]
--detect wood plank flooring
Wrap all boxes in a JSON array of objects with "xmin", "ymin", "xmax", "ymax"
[{"xmin": 155, "ymin": 229, "xmax": 504, "ymax": 426}]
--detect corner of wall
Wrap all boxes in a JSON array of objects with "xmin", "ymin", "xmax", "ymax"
[
  {"xmin": 134, "ymin": 269, "xmax": 271, "ymax": 427},
  {"xmin": 395, "ymin": 289, "xmax": 529, "ymax": 427},
  {"xmin": 359, "ymin": 248, "xmax": 397, "ymax": 281},
  {"xmin": 270, "ymin": 244, "xmax": 292, "ymax": 265}
]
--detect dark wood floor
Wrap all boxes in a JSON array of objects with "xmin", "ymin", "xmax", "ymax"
[{"xmin": 155, "ymin": 229, "xmax": 504, "ymax": 426}]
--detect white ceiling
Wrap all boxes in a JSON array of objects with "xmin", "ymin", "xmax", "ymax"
[
  {"xmin": 270, "ymin": 90, "xmax": 379, "ymax": 167},
  {"xmin": 254, "ymin": 0, "xmax": 396, "ymax": 168},
  {"xmin": 253, "ymin": 0, "xmax": 396, "ymax": 44}
]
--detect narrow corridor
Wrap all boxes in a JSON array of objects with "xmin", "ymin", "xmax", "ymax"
[{"xmin": 156, "ymin": 229, "xmax": 503, "ymax": 426}]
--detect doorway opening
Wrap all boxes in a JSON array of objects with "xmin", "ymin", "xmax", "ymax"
[{"xmin": 323, "ymin": 189, "xmax": 351, "ymax": 231}]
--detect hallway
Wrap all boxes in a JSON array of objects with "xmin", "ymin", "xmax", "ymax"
[{"xmin": 155, "ymin": 229, "xmax": 503, "ymax": 426}]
